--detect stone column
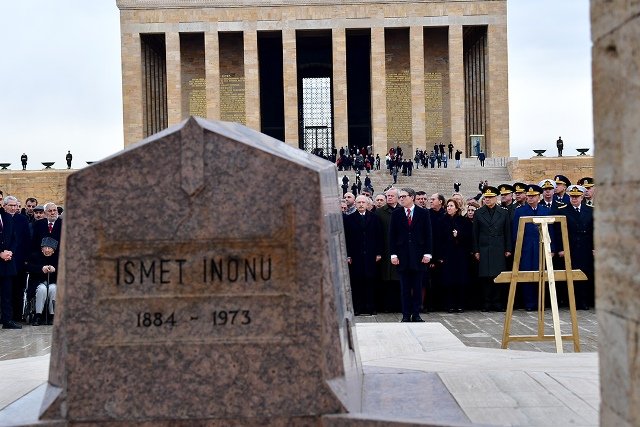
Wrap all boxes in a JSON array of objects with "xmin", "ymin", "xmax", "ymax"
[
  {"xmin": 371, "ymin": 26, "xmax": 387, "ymax": 157},
  {"xmin": 410, "ymin": 26, "xmax": 426, "ymax": 153},
  {"xmin": 121, "ymin": 32, "xmax": 143, "ymax": 147},
  {"xmin": 283, "ymin": 29, "xmax": 299, "ymax": 148},
  {"xmin": 592, "ymin": 1, "xmax": 640, "ymax": 426},
  {"xmin": 165, "ymin": 32, "xmax": 182, "ymax": 125},
  {"xmin": 332, "ymin": 28, "xmax": 348, "ymax": 153},
  {"xmin": 205, "ymin": 31, "xmax": 220, "ymax": 120},
  {"xmin": 244, "ymin": 29, "xmax": 260, "ymax": 130},
  {"xmin": 486, "ymin": 22, "xmax": 509, "ymax": 158},
  {"xmin": 448, "ymin": 25, "xmax": 465, "ymax": 156}
]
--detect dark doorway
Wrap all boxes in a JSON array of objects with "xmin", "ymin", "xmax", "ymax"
[
  {"xmin": 296, "ymin": 30, "xmax": 334, "ymax": 157},
  {"xmin": 346, "ymin": 29, "xmax": 372, "ymax": 154},
  {"xmin": 258, "ymin": 31, "xmax": 285, "ymax": 142}
]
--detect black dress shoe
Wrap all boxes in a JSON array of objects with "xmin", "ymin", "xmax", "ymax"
[
  {"xmin": 32, "ymin": 314, "xmax": 42, "ymax": 326},
  {"xmin": 456, "ymin": 308, "xmax": 464, "ymax": 313},
  {"xmin": 47, "ymin": 315, "xmax": 55, "ymax": 325},
  {"xmin": 411, "ymin": 315, "xmax": 425, "ymax": 322},
  {"xmin": 400, "ymin": 317, "xmax": 411, "ymax": 322},
  {"xmin": 2, "ymin": 321, "xmax": 22, "ymax": 330}
]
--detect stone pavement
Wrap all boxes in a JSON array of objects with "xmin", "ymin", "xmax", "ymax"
[
  {"xmin": 355, "ymin": 308, "xmax": 598, "ymax": 353},
  {"xmin": 0, "ymin": 309, "xmax": 598, "ymax": 426}
]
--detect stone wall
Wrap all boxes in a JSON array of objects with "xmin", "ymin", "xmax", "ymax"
[
  {"xmin": 507, "ymin": 156, "xmax": 594, "ymax": 184},
  {"xmin": 591, "ymin": 1, "xmax": 640, "ymax": 426},
  {"xmin": 0, "ymin": 170, "xmax": 72, "ymax": 207}
]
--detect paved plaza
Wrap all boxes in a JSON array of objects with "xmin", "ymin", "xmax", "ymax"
[{"xmin": 0, "ymin": 308, "xmax": 598, "ymax": 426}]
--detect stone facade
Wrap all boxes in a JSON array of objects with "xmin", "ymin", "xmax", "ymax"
[
  {"xmin": 0, "ymin": 170, "xmax": 71, "ymax": 207},
  {"xmin": 116, "ymin": 0, "xmax": 509, "ymax": 158},
  {"xmin": 591, "ymin": 1, "xmax": 640, "ymax": 426},
  {"xmin": 507, "ymin": 156, "xmax": 594, "ymax": 184}
]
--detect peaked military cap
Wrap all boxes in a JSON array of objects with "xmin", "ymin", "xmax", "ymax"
[
  {"xmin": 554, "ymin": 175, "xmax": 571, "ymax": 186},
  {"xmin": 538, "ymin": 179, "xmax": 556, "ymax": 189},
  {"xmin": 513, "ymin": 182, "xmax": 527, "ymax": 193},
  {"xmin": 482, "ymin": 186, "xmax": 499, "ymax": 197},
  {"xmin": 525, "ymin": 184, "xmax": 543, "ymax": 196},
  {"xmin": 577, "ymin": 177, "xmax": 594, "ymax": 188},
  {"xmin": 498, "ymin": 184, "xmax": 514, "ymax": 195},
  {"xmin": 567, "ymin": 185, "xmax": 586, "ymax": 196}
]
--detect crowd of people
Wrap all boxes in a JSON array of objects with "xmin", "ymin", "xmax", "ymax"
[
  {"xmin": 340, "ymin": 174, "xmax": 595, "ymax": 321},
  {"xmin": 0, "ymin": 191, "xmax": 62, "ymax": 329}
]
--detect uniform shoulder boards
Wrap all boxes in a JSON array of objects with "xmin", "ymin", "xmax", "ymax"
[
  {"xmin": 500, "ymin": 206, "xmax": 508, "ymax": 210},
  {"xmin": 558, "ymin": 204, "xmax": 567, "ymax": 209},
  {"xmin": 515, "ymin": 204, "xmax": 523, "ymax": 209}
]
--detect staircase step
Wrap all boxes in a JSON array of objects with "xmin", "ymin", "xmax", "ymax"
[{"xmin": 338, "ymin": 161, "xmax": 512, "ymax": 199}]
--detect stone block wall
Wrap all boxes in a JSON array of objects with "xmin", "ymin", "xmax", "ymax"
[
  {"xmin": 591, "ymin": 1, "xmax": 640, "ymax": 425},
  {"xmin": 507, "ymin": 156, "xmax": 594, "ymax": 184},
  {"xmin": 0, "ymin": 170, "xmax": 72, "ymax": 207}
]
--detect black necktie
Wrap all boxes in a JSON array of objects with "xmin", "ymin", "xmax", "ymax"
[{"xmin": 575, "ymin": 207, "xmax": 580, "ymax": 213}]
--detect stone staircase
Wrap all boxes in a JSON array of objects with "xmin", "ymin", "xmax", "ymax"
[{"xmin": 338, "ymin": 157, "xmax": 515, "ymax": 199}]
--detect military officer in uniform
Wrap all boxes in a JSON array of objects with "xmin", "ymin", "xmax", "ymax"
[
  {"xmin": 554, "ymin": 175, "xmax": 571, "ymax": 205},
  {"xmin": 512, "ymin": 184, "xmax": 554, "ymax": 311},
  {"xmin": 578, "ymin": 177, "xmax": 595, "ymax": 207},
  {"xmin": 555, "ymin": 185, "xmax": 594, "ymax": 309},
  {"xmin": 472, "ymin": 186, "xmax": 512, "ymax": 311}
]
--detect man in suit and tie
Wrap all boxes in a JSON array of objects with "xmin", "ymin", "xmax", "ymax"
[
  {"xmin": 389, "ymin": 188, "xmax": 433, "ymax": 322},
  {"xmin": 344, "ymin": 195, "xmax": 383, "ymax": 315},
  {"xmin": 556, "ymin": 185, "xmax": 595, "ymax": 309},
  {"xmin": 32, "ymin": 202, "xmax": 62, "ymax": 254},
  {"xmin": 473, "ymin": 186, "xmax": 513, "ymax": 311}
]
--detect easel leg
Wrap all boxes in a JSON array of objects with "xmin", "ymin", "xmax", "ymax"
[{"xmin": 502, "ymin": 280, "xmax": 517, "ymax": 349}]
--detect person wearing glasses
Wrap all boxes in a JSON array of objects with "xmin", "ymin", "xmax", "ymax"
[{"xmin": 389, "ymin": 188, "xmax": 433, "ymax": 322}]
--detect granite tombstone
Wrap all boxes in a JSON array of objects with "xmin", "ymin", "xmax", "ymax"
[{"xmin": 40, "ymin": 117, "xmax": 362, "ymax": 425}]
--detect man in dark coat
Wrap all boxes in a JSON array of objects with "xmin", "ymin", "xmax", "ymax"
[
  {"xmin": 0, "ymin": 209, "xmax": 21, "ymax": 329},
  {"xmin": 555, "ymin": 185, "xmax": 594, "ymax": 309},
  {"xmin": 66, "ymin": 151, "xmax": 73, "ymax": 169},
  {"xmin": 32, "ymin": 202, "xmax": 63, "ymax": 254},
  {"xmin": 556, "ymin": 136, "xmax": 564, "ymax": 157},
  {"xmin": 2, "ymin": 196, "xmax": 31, "ymax": 322},
  {"xmin": 375, "ymin": 187, "xmax": 401, "ymax": 312},
  {"xmin": 345, "ymin": 195, "xmax": 383, "ymax": 315},
  {"xmin": 389, "ymin": 188, "xmax": 433, "ymax": 322},
  {"xmin": 20, "ymin": 153, "xmax": 28, "ymax": 170},
  {"xmin": 472, "ymin": 186, "xmax": 512, "ymax": 311}
]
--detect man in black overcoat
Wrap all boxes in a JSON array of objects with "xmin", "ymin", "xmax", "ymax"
[
  {"xmin": 389, "ymin": 188, "xmax": 433, "ymax": 322},
  {"xmin": 1, "ymin": 210, "xmax": 21, "ymax": 329},
  {"xmin": 345, "ymin": 195, "xmax": 383, "ymax": 315}
]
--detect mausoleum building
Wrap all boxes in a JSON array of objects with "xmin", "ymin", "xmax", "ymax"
[{"xmin": 117, "ymin": 0, "xmax": 509, "ymax": 158}]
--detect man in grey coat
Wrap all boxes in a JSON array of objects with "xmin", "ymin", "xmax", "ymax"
[{"xmin": 472, "ymin": 186, "xmax": 512, "ymax": 311}]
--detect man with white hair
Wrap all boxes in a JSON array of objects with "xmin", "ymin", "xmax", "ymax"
[
  {"xmin": 3, "ymin": 195, "xmax": 30, "ymax": 323},
  {"xmin": 1, "ymin": 198, "xmax": 21, "ymax": 329},
  {"xmin": 344, "ymin": 195, "xmax": 383, "ymax": 315},
  {"xmin": 32, "ymin": 202, "xmax": 63, "ymax": 253}
]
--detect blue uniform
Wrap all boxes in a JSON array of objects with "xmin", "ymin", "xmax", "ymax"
[{"xmin": 512, "ymin": 204, "xmax": 554, "ymax": 310}]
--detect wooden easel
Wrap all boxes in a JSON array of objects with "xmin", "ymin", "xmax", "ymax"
[{"xmin": 494, "ymin": 216, "xmax": 587, "ymax": 353}]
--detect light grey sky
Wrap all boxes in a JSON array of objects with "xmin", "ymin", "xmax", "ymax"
[{"xmin": 0, "ymin": 0, "xmax": 592, "ymax": 169}]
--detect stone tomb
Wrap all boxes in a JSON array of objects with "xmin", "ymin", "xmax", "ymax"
[{"xmin": 40, "ymin": 117, "xmax": 362, "ymax": 425}]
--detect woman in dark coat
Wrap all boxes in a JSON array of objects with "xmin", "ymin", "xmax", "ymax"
[{"xmin": 435, "ymin": 199, "xmax": 472, "ymax": 312}]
